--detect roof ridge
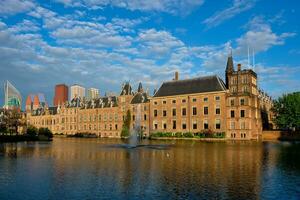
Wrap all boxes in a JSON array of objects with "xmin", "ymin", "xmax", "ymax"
[{"xmin": 163, "ymin": 74, "xmax": 217, "ymax": 84}]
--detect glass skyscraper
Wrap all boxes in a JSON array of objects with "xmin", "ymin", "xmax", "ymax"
[{"xmin": 3, "ymin": 80, "xmax": 22, "ymax": 110}]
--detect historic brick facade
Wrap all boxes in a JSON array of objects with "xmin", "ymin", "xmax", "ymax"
[{"xmin": 26, "ymin": 56, "xmax": 273, "ymax": 140}]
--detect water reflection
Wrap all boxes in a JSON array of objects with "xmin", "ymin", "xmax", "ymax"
[{"xmin": 0, "ymin": 138, "xmax": 300, "ymax": 200}]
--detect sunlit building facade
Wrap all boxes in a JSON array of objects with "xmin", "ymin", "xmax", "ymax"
[{"xmin": 26, "ymin": 56, "xmax": 273, "ymax": 140}]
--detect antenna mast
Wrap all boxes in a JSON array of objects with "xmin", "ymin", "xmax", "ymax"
[
  {"xmin": 247, "ymin": 45, "xmax": 250, "ymax": 68},
  {"xmin": 252, "ymin": 48, "xmax": 255, "ymax": 70}
]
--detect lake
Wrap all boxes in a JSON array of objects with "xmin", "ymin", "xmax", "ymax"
[{"xmin": 0, "ymin": 138, "xmax": 300, "ymax": 200}]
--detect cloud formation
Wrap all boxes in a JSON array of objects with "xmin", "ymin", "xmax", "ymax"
[
  {"xmin": 203, "ymin": 0, "xmax": 256, "ymax": 28},
  {"xmin": 56, "ymin": 0, "xmax": 205, "ymax": 16}
]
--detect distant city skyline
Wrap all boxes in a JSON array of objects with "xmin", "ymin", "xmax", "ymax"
[{"xmin": 0, "ymin": 0, "xmax": 300, "ymax": 108}]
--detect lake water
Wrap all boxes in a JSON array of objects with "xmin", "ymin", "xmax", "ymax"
[{"xmin": 0, "ymin": 138, "xmax": 300, "ymax": 200}]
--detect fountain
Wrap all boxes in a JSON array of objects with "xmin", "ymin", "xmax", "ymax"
[
  {"xmin": 105, "ymin": 104, "xmax": 172, "ymax": 150},
  {"xmin": 128, "ymin": 104, "xmax": 142, "ymax": 148}
]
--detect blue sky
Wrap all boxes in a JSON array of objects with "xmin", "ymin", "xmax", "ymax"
[{"xmin": 0, "ymin": 0, "xmax": 299, "ymax": 108}]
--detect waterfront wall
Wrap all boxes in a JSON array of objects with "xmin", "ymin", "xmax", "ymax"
[{"xmin": 262, "ymin": 130, "xmax": 300, "ymax": 141}]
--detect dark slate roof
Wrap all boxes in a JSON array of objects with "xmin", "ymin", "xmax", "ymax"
[
  {"xmin": 226, "ymin": 55, "xmax": 234, "ymax": 72},
  {"xmin": 120, "ymin": 82, "xmax": 133, "ymax": 96},
  {"xmin": 153, "ymin": 75, "xmax": 227, "ymax": 97},
  {"xmin": 48, "ymin": 107, "xmax": 57, "ymax": 115},
  {"xmin": 131, "ymin": 92, "xmax": 150, "ymax": 104}
]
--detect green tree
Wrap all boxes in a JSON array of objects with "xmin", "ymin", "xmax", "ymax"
[
  {"xmin": 27, "ymin": 125, "xmax": 38, "ymax": 137},
  {"xmin": 121, "ymin": 110, "xmax": 131, "ymax": 137},
  {"xmin": 38, "ymin": 127, "xmax": 53, "ymax": 138},
  {"xmin": 272, "ymin": 92, "xmax": 300, "ymax": 131}
]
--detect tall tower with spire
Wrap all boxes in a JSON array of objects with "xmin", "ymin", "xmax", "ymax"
[{"xmin": 225, "ymin": 52, "xmax": 234, "ymax": 89}]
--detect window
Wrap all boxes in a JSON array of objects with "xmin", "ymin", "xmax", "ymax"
[
  {"xmin": 215, "ymin": 119, "xmax": 221, "ymax": 129},
  {"xmin": 192, "ymin": 98, "xmax": 197, "ymax": 102},
  {"xmin": 231, "ymin": 110, "xmax": 235, "ymax": 118},
  {"xmin": 115, "ymin": 124, "xmax": 118, "ymax": 130},
  {"xmin": 154, "ymin": 101, "xmax": 157, "ymax": 105},
  {"xmin": 182, "ymin": 99, "xmax": 186, "ymax": 103},
  {"xmin": 230, "ymin": 99, "xmax": 235, "ymax": 106},
  {"xmin": 144, "ymin": 114, "xmax": 147, "ymax": 120},
  {"xmin": 182, "ymin": 108, "xmax": 187, "ymax": 116},
  {"xmin": 132, "ymin": 115, "xmax": 135, "ymax": 121},
  {"xmin": 163, "ymin": 100, "xmax": 166, "ymax": 104},
  {"xmin": 173, "ymin": 120, "xmax": 176, "ymax": 129},
  {"xmin": 163, "ymin": 110, "xmax": 167, "ymax": 117},
  {"xmin": 241, "ymin": 110, "xmax": 245, "ymax": 118},
  {"xmin": 240, "ymin": 98, "xmax": 245, "ymax": 106},
  {"xmin": 216, "ymin": 107, "xmax": 220, "ymax": 115},
  {"xmin": 215, "ymin": 96, "xmax": 220, "ymax": 101},
  {"xmin": 204, "ymin": 107, "xmax": 208, "ymax": 115},
  {"xmin": 232, "ymin": 87, "xmax": 237, "ymax": 93},
  {"xmin": 192, "ymin": 107, "xmax": 197, "ymax": 115},
  {"xmin": 204, "ymin": 120, "xmax": 208, "ymax": 129},
  {"xmin": 241, "ymin": 133, "xmax": 246, "ymax": 138},
  {"xmin": 231, "ymin": 133, "xmax": 236, "ymax": 138},
  {"xmin": 154, "ymin": 110, "xmax": 158, "ymax": 117},
  {"xmin": 243, "ymin": 86, "xmax": 248, "ymax": 93},
  {"xmin": 154, "ymin": 123, "xmax": 158, "ymax": 130},
  {"xmin": 172, "ymin": 100, "xmax": 176, "ymax": 104},
  {"xmin": 172, "ymin": 108, "xmax": 176, "ymax": 116},
  {"xmin": 204, "ymin": 97, "xmax": 208, "ymax": 102},
  {"xmin": 193, "ymin": 122, "xmax": 197, "ymax": 129},
  {"xmin": 163, "ymin": 123, "xmax": 167, "ymax": 130},
  {"xmin": 182, "ymin": 123, "xmax": 186, "ymax": 129},
  {"xmin": 240, "ymin": 121, "xmax": 245, "ymax": 129},
  {"xmin": 230, "ymin": 121, "xmax": 235, "ymax": 129}
]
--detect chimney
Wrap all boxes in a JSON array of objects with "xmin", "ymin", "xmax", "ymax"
[
  {"xmin": 174, "ymin": 71, "xmax": 179, "ymax": 81},
  {"xmin": 237, "ymin": 63, "xmax": 241, "ymax": 71}
]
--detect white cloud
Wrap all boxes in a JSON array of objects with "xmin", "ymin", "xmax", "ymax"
[
  {"xmin": 235, "ymin": 17, "xmax": 296, "ymax": 55},
  {"xmin": 203, "ymin": 0, "xmax": 256, "ymax": 28},
  {"xmin": 0, "ymin": 0, "xmax": 35, "ymax": 15},
  {"xmin": 55, "ymin": 0, "xmax": 205, "ymax": 16}
]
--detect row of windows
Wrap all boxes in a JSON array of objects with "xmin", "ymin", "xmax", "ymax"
[
  {"xmin": 230, "ymin": 110, "xmax": 246, "ymax": 118},
  {"xmin": 230, "ymin": 98, "xmax": 247, "ymax": 106},
  {"xmin": 230, "ymin": 76, "xmax": 249, "ymax": 85},
  {"xmin": 153, "ymin": 107, "xmax": 220, "ymax": 117},
  {"xmin": 231, "ymin": 133, "xmax": 247, "ymax": 138},
  {"xmin": 153, "ymin": 96, "xmax": 221, "ymax": 105},
  {"xmin": 153, "ymin": 120, "xmax": 221, "ymax": 130},
  {"xmin": 230, "ymin": 86, "xmax": 249, "ymax": 93},
  {"xmin": 230, "ymin": 121, "xmax": 247, "ymax": 129}
]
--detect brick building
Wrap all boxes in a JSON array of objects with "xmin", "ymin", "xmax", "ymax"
[{"xmin": 26, "ymin": 56, "xmax": 273, "ymax": 140}]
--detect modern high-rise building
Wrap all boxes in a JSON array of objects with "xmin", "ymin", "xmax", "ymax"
[
  {"xmin": 3, "ymin": 80, "xmax": 22, "ymax": 110},
  {"xmin": 87, "ymin": 88, "xmax": 100, "ymax": 100},
  {"xmin": 53, "ymin": 84, "xmax": 68, "ymax": 106},
  {"xmin": 70, "ymin": 84, "xmax": 85, "ymax": 100}
]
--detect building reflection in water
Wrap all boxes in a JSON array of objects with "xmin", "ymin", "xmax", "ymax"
[{"xmin": 1, "ymin": 138, "xmax": 300, "ymax": 199}]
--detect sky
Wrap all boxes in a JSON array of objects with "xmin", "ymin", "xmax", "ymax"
[{"xmin": 0, "ymin": 0, "xmax": 299, "ymax": 108}]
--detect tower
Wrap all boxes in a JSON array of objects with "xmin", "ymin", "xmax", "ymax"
[
  {"xmin": 53, "ymin": 84, "xmax": 68, "ymax": 106},
  {"xmin": 225, "ymin": 54, "xmax": 234, "ymax": 89},
  {"xmin": 225, "ymin": 55, "xmax": 261, "ymax": 140}
]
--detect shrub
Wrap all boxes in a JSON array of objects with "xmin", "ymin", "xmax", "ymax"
[
  {"xmin": 38, "ymin": 127, "xmax": 53, "ymax": 138},
  {"xmin": 183, "ymin": 132, "xmax": 194, "ymax": 138},
  {"xmin": 27, "ymin": 125, "xmax": 38, "ymax": 137}
]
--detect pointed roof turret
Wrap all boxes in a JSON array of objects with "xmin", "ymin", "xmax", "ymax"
[
  {"xmin": 33, "ymin": 95, "xmax": 40, "ymax": 106},
  {"xmin": 226, "ymin": 54, "xmax": 234, "ymax": 73},
  {"xmin": 137, "ymin": 82, "xmax": 143, "ymax": 93},
  {"xmin": 25, "ymin": 95, "xmax": 33, "ymax": 106}
]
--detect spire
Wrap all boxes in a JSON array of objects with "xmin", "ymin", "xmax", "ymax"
[
  {"xmin": 225, "ymin": 51, "xmax": 234, "ymax": 89},
  {"xmin": 225, "ymin": 54, "xmax": 234, "ymax": 72},
  {"xmin": 137, "ymin": 82, "xmax": 143, "ymax": 93}
]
